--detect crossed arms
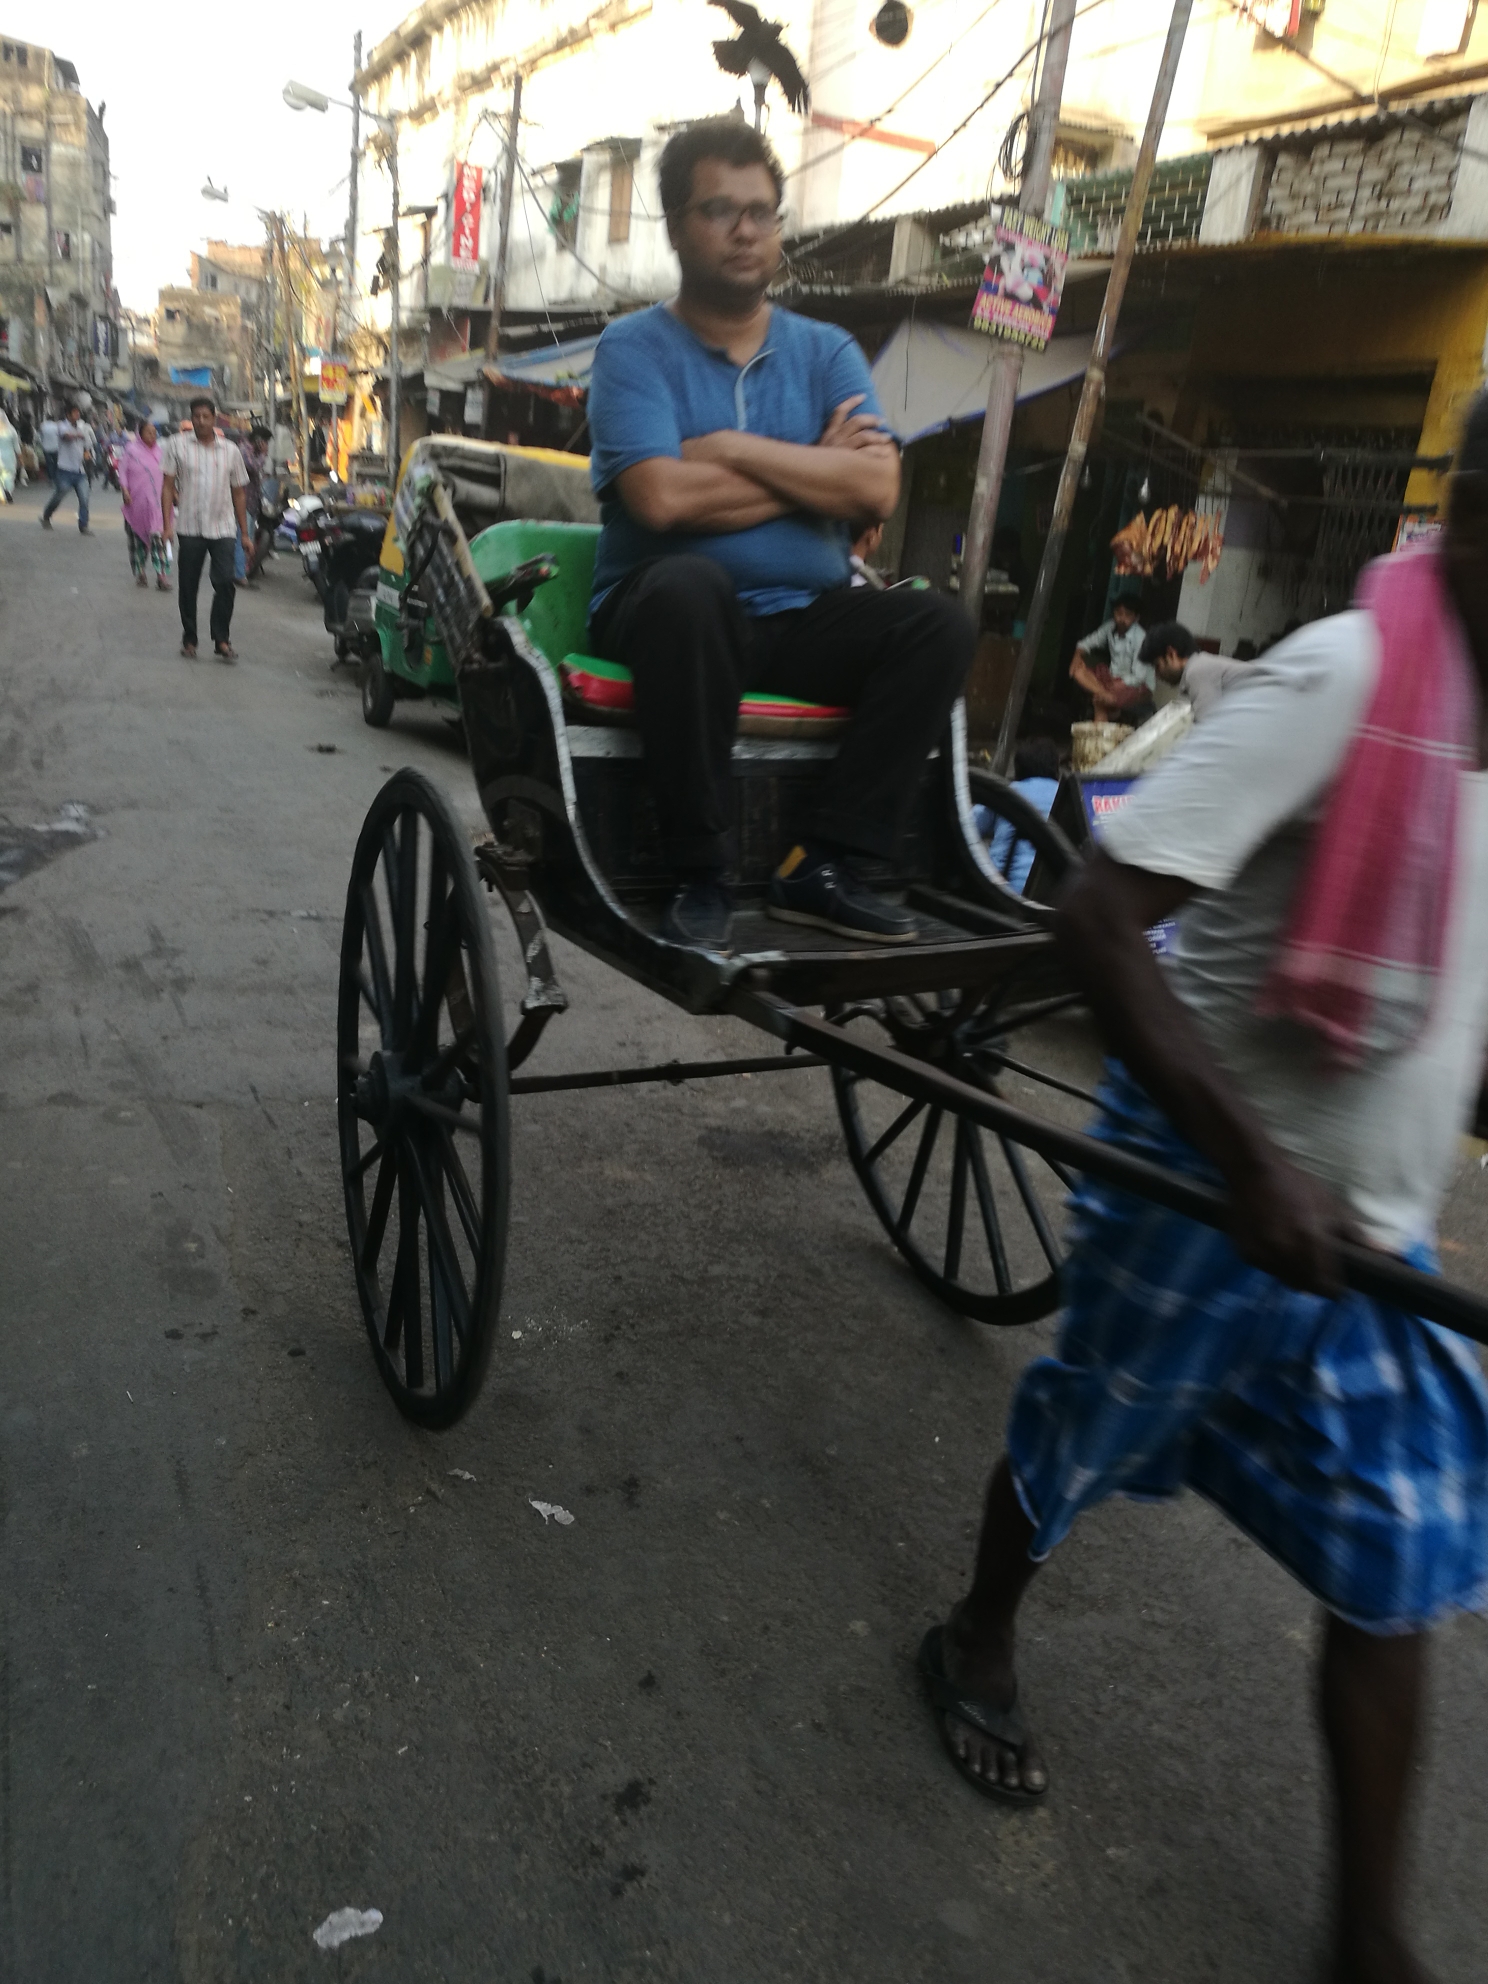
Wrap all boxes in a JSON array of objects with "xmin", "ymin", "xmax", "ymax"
[{"xmin": 616, "ymin": 395, "xmax": 899, "ymax": 535}]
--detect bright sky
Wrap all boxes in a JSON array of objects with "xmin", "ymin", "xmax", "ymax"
[{"xmin": 10, "ymin": 0, "xmax": 412, "ymax": 310}]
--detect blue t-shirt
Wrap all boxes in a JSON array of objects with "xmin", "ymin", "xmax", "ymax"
[
  {"xmin": 974, "ymin": 776, "xmax": 1059, "ymax": 894},
  {"xmin": 587, "ymin": 302, "xmax": 883, "ymax": 619}
]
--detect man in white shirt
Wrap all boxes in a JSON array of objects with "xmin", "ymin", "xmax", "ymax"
[
  {"xmin": 923, "ymin": 398, "xmax": 1488, "ymax": 1983},
  {"xmin": 1068, "ymin": 588, "xmax": 1152, "ymax": 720},
  {"xmin": 38, "ymin": 412, "xmax": 59, "ymax": 482},
  {"xmin": 39, "ymin": 403, "xmax": 92, "ymax": 534},
  {"xmin": 161, "ymin": 393, "xmax": 251, "ymax": 660}
]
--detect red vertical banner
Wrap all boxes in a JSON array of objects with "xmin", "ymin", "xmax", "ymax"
[{"xmin": 452, "ymin": 163, "xmax": 483, "ymax": 272}]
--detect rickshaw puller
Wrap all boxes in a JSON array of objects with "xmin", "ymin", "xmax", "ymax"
[
  {"xmin": 924, "ymin": 395, "xmax": 1488, "ymax": 1984},
  {"xmin": 586, "ymin": 119, "xmax": 974, "ymax": 952}
]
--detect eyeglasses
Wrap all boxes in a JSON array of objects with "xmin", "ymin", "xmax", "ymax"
[{"xmin": 682, "ymin": 196, "xmax": 784, "ymax": 234}]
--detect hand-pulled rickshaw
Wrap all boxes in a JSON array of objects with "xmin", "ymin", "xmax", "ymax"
[{"xmin": 337, "ymin": 438, "xmax": 1488, "ymax": 1428}]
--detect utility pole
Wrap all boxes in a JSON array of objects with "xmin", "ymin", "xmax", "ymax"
[
  {"xmin": 959, "ymin": 0, "xmax": 1077, "ymax": 634},
  {"xmin": 347, "ymin": 31, "xmax": 361, "ymax": 307},
  {"xmin": 277, "ymin": 217, "xmax": 312, "ymax": 488},
  {"xmin": 993, "ymin": 0, "xmax": 1193, "ymax": 773},
  {"xmin": 388, "ymin": 125, "xmax": 401, "ymax": 475},
  {"xmin": 262, "ymin": 210, "xmax": 276, "ymax": 428},
  {"xmin": 481, "ymin": 69, "xmax": 523, "ymax": 437}
]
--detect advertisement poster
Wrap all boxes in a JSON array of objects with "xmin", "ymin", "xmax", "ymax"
[
  {"xmin": 970, "ymin": 206, "xmax": 1070, "ymax": 351},
  {"xmin": 1393, "ymin": 513, "xmax": 1443, "ymax": 551},
  {"xmin": 451, "ymin": 163, "xmax": 483, "ymax": 273},
  {"xmin": 319, "ymin": 359, "xmax": 349, "ymax": 405}
]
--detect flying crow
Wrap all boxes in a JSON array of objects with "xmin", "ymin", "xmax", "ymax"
[{"xmin": 708, "ymin": 0, "xmax": 811, "ymax": 115}]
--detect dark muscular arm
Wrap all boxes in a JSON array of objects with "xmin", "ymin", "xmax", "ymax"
[{"xmin": 1055, "ymin": 849, "xmax": 1359, "ymax": 1292}]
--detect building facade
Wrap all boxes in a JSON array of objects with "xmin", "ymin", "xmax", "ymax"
[{"xmin": 0, "ymin": 38, "xmax": 120, "ymax": 396}]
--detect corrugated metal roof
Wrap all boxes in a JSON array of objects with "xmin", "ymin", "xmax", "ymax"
[{"xmin": 1204, "ymin": 87, "xmax": 1483, "ymax": 149}]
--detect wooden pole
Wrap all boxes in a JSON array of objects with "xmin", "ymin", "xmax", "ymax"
[
  {"xmin": 992, "ymin": 0, "xmax": 1193, "ymax": 774},
  {"xmin": 481, "ymin": 69, "xmax": 523, "ymax": 438},
  {"xmin": 958, "ymin": 0, "xmax": 1077, "ymax": 631}
]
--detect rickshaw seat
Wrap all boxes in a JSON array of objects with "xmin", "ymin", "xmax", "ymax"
[
  {"xmin": 469, "ymin": 518, "xmax": 849, "ymax": 741},
  {"xmin": 559, "ymin": 655, "xmax": 848, "ymax": 739}
]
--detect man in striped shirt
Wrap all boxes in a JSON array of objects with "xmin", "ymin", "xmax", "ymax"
[{"xmin": 161, "ymin": 395, "xmax": 251, "ymax": 660}]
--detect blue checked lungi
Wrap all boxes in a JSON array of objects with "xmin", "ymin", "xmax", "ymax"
[{"xmin": 1007, "ymin": 1062, "xmax": 1488, "ymax": 1633}]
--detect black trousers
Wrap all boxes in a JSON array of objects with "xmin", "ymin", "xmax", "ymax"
[
  {"xmin": 592, "ymin": 555, "xmax": 974, "ymax": 872},
  {"xmin": 178, "ymin": 535, "xmax": 238, "ymax": 647}
]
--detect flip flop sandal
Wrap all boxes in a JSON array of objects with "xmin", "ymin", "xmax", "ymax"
[
  {"xmin": 180, "ymin": 642, "xmax": 197, "ymax": 658},
  {"xmin": 918, "ymin": 1624, "xmax": 1047, "ymax": 1808},
  {"xmin": 214, "ymin": 643, "xmax": 237, "ymax": 662}
]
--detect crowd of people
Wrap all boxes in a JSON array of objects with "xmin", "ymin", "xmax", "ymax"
[{"xmin": 23, "ymin": 391, "xmax": 273, "ymax": 662}]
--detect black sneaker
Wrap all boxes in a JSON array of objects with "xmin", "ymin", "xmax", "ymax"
[
  {"xmin": 660, "ymin": 880, "xmax": 734, "ymax": 953},
  {"xmin": 767, "ymin": 846, "xmax": 917, "ymax": 944}
]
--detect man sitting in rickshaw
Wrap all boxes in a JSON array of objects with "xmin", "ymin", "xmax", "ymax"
[{"xmin": 586, "ymin": 118, "xmax": 974, "ymax": 952}]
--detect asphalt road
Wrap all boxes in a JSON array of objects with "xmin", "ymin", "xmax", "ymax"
[{"xmin": 2, "ymin": 476, "xmax": 1486, "ymax": 1983}]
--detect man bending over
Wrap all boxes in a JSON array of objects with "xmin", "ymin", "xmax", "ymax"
[
  {"xmin": 922, "ymin": 394, "xmax": 1488, "ymax": 1983},
  {"xmin": 587, "ymin": 119, "xmax": 973, "ymax": 951}
]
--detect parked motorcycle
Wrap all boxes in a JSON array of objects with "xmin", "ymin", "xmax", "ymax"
[
  {"xmin": 314, "ymin": 502, "xmax": 392, "ymax": 654},
  {"xmin": 336, "ymin": 563, "xmax": 383, "ymax": 668}
]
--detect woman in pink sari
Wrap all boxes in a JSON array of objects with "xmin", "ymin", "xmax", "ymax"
[{"xmin": 119, "ymin": 420, "xmax": 170, "ymax": 590}]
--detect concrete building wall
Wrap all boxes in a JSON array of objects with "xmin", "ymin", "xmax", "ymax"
[
  {"xmin": 0, "ymin": 39, "xmax": 117, "ymax": 391},
  {"xmin": 1194, "ymin": 0, "xmax": 1488, "ymax": 147}
]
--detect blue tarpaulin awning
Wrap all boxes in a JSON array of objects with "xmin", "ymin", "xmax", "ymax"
[{"xmin": 168, "ymin": 365, "xmax": 214, "ymax": 387}]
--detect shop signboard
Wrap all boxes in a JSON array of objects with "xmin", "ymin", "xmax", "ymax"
[
  {"xmin": 320, "ymin": 359, "xmax": 349, "ymax": 405},
  {"xmin": 1238, "ymin": 0, "xmax": 1303, "ymax": 34},
  {"xmin": 970, "ymin": 207, "xmax": 1069, "ymax": 351},
  {"xmin": 451, "ymin": 163, "xmax": 483, "ymax": 274}
]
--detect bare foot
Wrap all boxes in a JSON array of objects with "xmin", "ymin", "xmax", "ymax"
[{"xmin": 940, "ymin": 1604, "xmax": 1048, "ymax": 1797}]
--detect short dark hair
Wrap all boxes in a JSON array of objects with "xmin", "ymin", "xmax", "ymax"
[
  {"xmin": 1013, "ymin": 736, "xmax": 1061, "ymax": 782},
  {"xmin": 1138, "ymin": 619, "xmax": 1195, "ymax": 666},
  {"xmin": 66, "ymin": 401, "xmax": 81, "ymax": 415},
  {"xmin": 658, "ymin": 118, "xmax": 785, "ymax": 216},
  {"xmin": 189, "ymin": 393, "xmax": 216, "ymax": 414}
]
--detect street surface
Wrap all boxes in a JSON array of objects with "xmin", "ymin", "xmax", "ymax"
[{"xmin": 1, "ymin": 476, "xmax": 1486, "ymax": 1982}]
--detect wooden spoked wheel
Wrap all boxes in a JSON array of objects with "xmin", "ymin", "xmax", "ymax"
[
  {"xmin": 337, "ymin": 769, "xmax": 510, "ymax": 1426},
  {"xmin": 832, "ymin": 974, "xmax": 1094, "ymax": 1327}
]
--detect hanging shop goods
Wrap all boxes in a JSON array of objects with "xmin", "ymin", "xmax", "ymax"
[
  {"xmin": 970, "ymin": 207, "xmax": 1070, "ymax": 352},
  {"xmin": 1111, "ymin": 504, "xmax": 1224, "ymax": 583}
]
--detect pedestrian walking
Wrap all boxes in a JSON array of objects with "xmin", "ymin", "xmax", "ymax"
[
  {"xmin": 160, "ymin": 394, "xmax": 251, "ymax": 661},
  {"xmin": 38, "ymin": 410, "xmax": 58, "ymax": 483},
  {"xmin": 243, "ymin": 424, "xmax": 273, "ymax": 579},
  {"xmin": 922, "ymin": 389, "xmax": 1488, "ymax": 1984},
  {"xmin": 119, "ymin": 420, "xmax": 169, "ymax": 590},
  {"xmin": 39, "ymin": 404, "xmax": 92, "ymax": 533}
]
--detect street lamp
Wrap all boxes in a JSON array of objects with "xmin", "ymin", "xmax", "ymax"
[{"xmin": 284, "ymin": 76, "xmax": 401, "ymax": 476}]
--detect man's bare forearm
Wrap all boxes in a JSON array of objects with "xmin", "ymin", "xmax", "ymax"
[
  {"xmin": 160, "ymin": 474, "xmax": 176, "ymax": 534},
  {"xmin": 695, "ymin": 430, "xmax": 898, "ymax": 521},
  {"xmin": 616, "ymin": 457, "xmax": 787, "ymax": 534},
  {"xmin": 1056, "ymin": 850, "xmax": 1355, "ymax": 1290}
]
